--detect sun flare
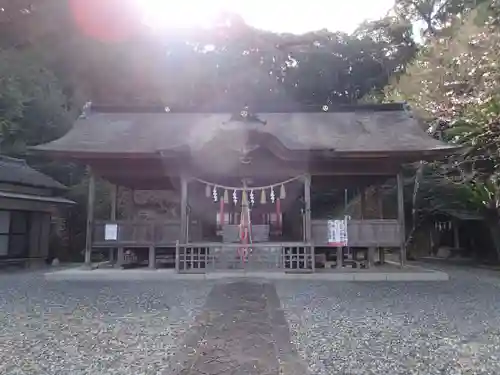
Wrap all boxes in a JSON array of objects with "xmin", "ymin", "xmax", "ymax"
[
  {"xmin": 134, "ymin": 0, "xmax": 228, "ymax": 29},
  {"xmin": 133, "ymin": 0, "xmax": 396, "ymax": 34}
]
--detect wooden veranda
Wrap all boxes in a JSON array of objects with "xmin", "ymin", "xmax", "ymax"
[{"xmin": 33, "ymin": 103, "xmax": 457, "ymax": 273}]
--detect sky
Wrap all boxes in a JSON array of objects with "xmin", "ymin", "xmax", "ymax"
[{"xmin": 137, "ymin": 0, "xmax": 396, "ymax": 34}]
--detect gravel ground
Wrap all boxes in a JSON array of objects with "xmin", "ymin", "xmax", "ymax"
[
  {"xmin": 0, "ymin": 271, "xmax": 213, "ymax": 375},
  {"xmin": 1, "ymin": 266, "xmax": 500, "ymax": 375},
  {"xmin": 276, "ymin": 266, "xmax": 500, "ymax": 375}
]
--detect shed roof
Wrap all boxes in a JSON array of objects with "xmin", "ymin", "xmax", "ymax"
[
  {"xmin": 32, "ymin": 103, "xmax": 456, "ymax": 157},
  {"xmin": 0, "ymin": 155, "xmax": 66, "ymax": 190},
  {"xmin": 439, "ymin": 209, "xmax": 483, "ymax": 221},
  {"xmin": 0, "ymin": 191, "xmax": 74, "ymax": 205}
]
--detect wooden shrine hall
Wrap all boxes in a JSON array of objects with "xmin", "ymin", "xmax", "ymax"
[{"xmin": 33, "ymin": 102, "xmax": 456, "ymax": 273}]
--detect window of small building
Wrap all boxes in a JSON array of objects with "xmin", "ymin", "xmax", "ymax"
[
  {"xmin": 0, "ymin": 210, "xmax": 30, "ymax": 258},
  {"xmin": 0, "ymin": 211, "xmax": 9, "ymax": 256}
]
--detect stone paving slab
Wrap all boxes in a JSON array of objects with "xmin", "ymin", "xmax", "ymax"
[
  {"xmin": 44, "ymin": 268, "xmax": 449, "ymax": 282},
  {"xmin": 171, "ymin": 281, "xmax": 309, "ymax": 375}
]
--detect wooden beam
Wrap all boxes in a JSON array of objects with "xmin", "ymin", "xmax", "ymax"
[
  {"xmin": 94, "ymin": 159, "xmax": 402, "ymax": 180},
  {"xmin": 397, "ymin": 171, "xmax": 406, "ymax": 267},
  {"xmin": 84, "ymin": 167, "xmax": 95, "ymax": 268}
]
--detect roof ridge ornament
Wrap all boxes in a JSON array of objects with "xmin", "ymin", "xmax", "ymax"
[
  {"xmin": 79, "ymin": 101, "xmax": 93, "ymax": 119},
  {"xmin": 226, "ymin": 106, "xmax": 267, "ymax": 125}
]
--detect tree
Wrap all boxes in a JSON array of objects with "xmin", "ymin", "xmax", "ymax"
[
  {"xmin": 387, "ymin": 3, "xmax": 500, "ymax": 259},
  {"xmin": 394, "ymin": 0, "xmax": 491, "ymax": 37},
  {"xmin": 70, "ymin": 15, "xmax": 417, "ymax": 108},
  {"xmin": 0, "ymin": 48, "xmax": 74, "ymax": 156}
]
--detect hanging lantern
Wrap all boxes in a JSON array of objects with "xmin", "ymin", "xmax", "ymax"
[
  {"xmin": 212, "ymin": 186, "xmax": 218, "ymax": 202},
  {"xmin": 280, "ymin": 184, "xmax": 286, "ymax": 199},
  {"xmin": 242, "ymin": 190, "xmax": 248, "ymax": 205},
  {"xmin": 205, "ymin": 184, "xmax": 211, "ymax": 198},
  {"xmin": 270, "ymin": 187, "xmax": 276, "ymax": 203},
  {"xmin": 260, "ymin": 189, "xmax": 267, "ymax": 204},
  {"xmin": 250, "ymin": 190, "xmax": 255, "ymax": 206},
  {"xmin": 233, "ymin": 190, "xmax": 238, "ymax": 204},
  {"xmin": 223, "ymin": 190, "xmax": 229, "ymax": 204}
]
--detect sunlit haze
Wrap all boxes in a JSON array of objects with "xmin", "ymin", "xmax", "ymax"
[{"xmin": 135, "ymin": 0, "xmax": 395, "ymax": 34}]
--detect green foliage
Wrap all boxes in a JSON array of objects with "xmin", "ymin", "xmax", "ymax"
[
  {"xmin": 0, "ymin": 49, "xmax": 75, "ymax": 156},
  {"xmin": 73, "ymin": 19, "xmax": 417, "ymax": 107},
  {"xmin": 394, "ymin": 0, "xmax": 491, "ymax": 37},
  {"xmin": 388, "ymin": 1, "xmax": 500, "ymax": 258}
]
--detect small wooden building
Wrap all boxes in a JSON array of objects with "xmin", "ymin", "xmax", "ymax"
[
  {"xmin": 33, "ymin": 103, "xmax": 456, "ymax": 272},
  {"xmin": 0, "ymin": 155, "xmax": 74, "ymax": 267}
]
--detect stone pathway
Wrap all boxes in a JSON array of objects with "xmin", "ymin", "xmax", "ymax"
[{"xmin": 174, "ymin": 281, "xmax": 308, "ymax": 375}]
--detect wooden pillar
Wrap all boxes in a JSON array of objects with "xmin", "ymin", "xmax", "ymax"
[
  {"xmin": 148, "ymin": 245, "xmax": 156, "ymax": 269},
  {"xmin": 175, "ymin": 240, "xmax": 180, "ymax": 272},
  {"xmin": 368, "ymin": 247, "xmax": 375, "ymax": 268},
  {"xmin": 453, "ymin": 219, "xmax": 460, "ymax": 249},
  {"xmin": 379, "ymin": 248, "xmax": 386, "ymax": 264},
  {"xmin": 303, "ymin": 175, "xmax": 312, "ymax": 243},
  {"xmin": 180, "ymin": 175, "xmax": 189, "ymax": 244},
  {"xmin": 336, "ymin": 246, "xmax": 343, "ymax": 269},
  {"xmin": 360, "ymin": 187, "xmax": 367, "ymax": 219},
  {"xmin": 375, "ymin": 185, "xmax": 383, "ymax": 219},
  {"xmin": 397, "ymin": 171, "xmax": 406, "ymax": 267},
  {"xmin": 117, "ymin": 247, "xmax": 124, "ymax": 267},
  {"xmin": 110, "ymin": 184, "xmax": 118, "ymax": 220},
  {"xmin": 84, "ymin": 167, "xmax": 95, "ymax": 268},
  {"xmin": 375, "ymin": 184, "xmax": 385, "ymax": 264},
  {"xmin": 109, "ymin": 184, "xmax": 117, "ymax": 263}
]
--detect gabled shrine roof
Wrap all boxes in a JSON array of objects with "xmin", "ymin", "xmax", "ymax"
[{"xmin": 32, "ymin": 103, "xmax": 457, "ymax": 158}]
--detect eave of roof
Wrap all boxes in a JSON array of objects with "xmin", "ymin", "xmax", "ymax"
[
  {"xmin": 0, "ymin": 155, "xmax": 67, "ymax": 190},
  {"xmin": 31, "ymin": 102, "xmax": 458, "ymax": 160},
  {"xmin": 0, "ymin": 191, "xmax": 75, "ymax": 205}
]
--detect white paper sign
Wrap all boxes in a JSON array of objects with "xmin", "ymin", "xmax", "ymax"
[
  {"xmin": 104, "ymin": 224, "xmax": 118, "ymax": 241},
  {"xmin": 327, "ymin": 219, "xmax": 348, "ymax": 246}
]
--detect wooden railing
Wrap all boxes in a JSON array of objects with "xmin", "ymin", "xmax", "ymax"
[
  {"xmin": 93, "ymin": 220, "xmax": 201, "ymax": 247},
  {"xmin": 312, "ymin": 219, "xmax": 401, "ymax": 247},
  {"xmin": 176, "ymin": 242, "xmax": 314, "ymax": 274},
  {"xmin": 222, "ymin": 224, "xmax": 270, "ymax": 243}
]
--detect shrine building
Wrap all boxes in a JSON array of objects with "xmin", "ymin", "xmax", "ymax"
[{"xmin": 33, "ymin": 102, "xmax": 456, "ymax": 273}]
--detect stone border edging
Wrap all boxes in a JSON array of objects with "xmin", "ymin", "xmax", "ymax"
[{"xmin": 44, "ymin": 269, "xmax": 449, "ymax": 282}]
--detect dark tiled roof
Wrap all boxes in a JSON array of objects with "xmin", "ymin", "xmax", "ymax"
[
  {"xmin": 32, "ymin": 104, "xmax": 456, "ymax": 155},
  {"xmin": 0, "ymin": 156, "xmax": 66, "ymax": 190}
]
